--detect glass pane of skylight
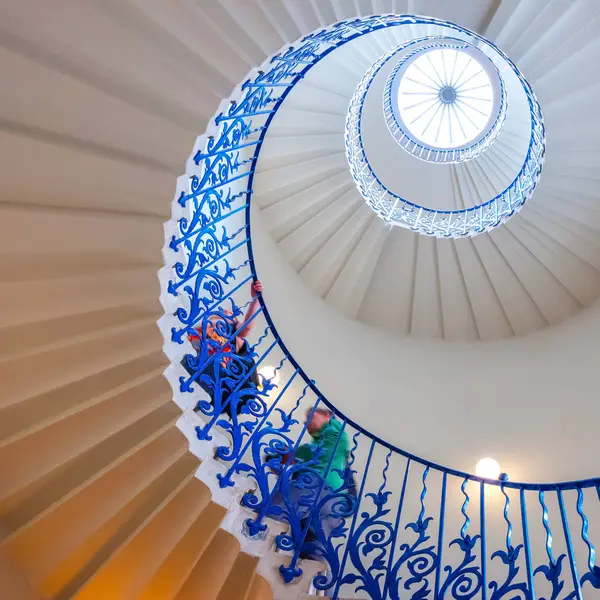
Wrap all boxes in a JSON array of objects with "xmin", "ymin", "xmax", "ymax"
[{"xmin": 397, "ymin": 48, "xmax": 494, "ymax": 149}]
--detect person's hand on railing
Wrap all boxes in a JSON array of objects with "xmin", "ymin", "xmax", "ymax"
[
  {"xmin": 237, "ymin": 280, "xmax": 263, "ymax": 339},
  {"xmin": 251, "ymin": 280, "xmax": 263, "ymax": 298}
]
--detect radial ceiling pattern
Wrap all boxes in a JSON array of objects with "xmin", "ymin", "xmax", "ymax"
[
  {"xmin": 396, "ymin": 47, "xmax": 496, "ymax": 149},
  {"xmin": 252, "ymin": 0, "xmax": 600, "ymax": 342}
]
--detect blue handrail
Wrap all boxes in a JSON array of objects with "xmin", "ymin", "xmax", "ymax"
[{"xmin": 160, "ymin": 15, "xmax": 595, "ymax": 599}]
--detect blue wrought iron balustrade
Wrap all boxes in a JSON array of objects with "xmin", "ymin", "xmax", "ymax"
[{"xmin": 160, "ymin": 15, "xmax": 595, "ymax": 600}]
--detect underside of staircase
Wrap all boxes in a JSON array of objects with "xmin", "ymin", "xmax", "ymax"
[
  {"xmin": 0, "ymin": 1, "xmax": 281, "ymax": 598},
  {"xmin": 0, "ymin": 0, "xmax": 354, "ymax": 597},
  {"xmin": 3, "ymin": 1, "xmax": 600, "ymax": 600}
]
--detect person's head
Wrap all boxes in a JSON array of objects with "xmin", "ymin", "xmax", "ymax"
[
  {"xmin": 206, "ymin": 310, "xmax": 238, "ymax": 336},
  {"xmin": 305, "ymin": 407, "xmax": 332, "ymax": 435}
]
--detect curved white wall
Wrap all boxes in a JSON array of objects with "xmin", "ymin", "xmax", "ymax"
[{"xmin": 252, "ymin": 205, "xmax": 600, "ymax": 483}]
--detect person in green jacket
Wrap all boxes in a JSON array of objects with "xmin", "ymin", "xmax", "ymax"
[
  {"xmin": 295, "ymin": 407, "xmax": 349, "ymax": 490},
  {"xmin": 267, "ymin": 406, "xmax": 352, "ymax": 561}
]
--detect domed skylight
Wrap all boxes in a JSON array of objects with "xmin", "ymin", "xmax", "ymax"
[
  {"xmin": 396, "ymin": 48, "xmax": 494, "ymax": 149},
  {"xmin": 347, "ymin": 34, "xmax": 544, "ymax": 236}
]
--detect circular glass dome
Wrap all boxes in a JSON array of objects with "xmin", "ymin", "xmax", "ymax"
[
  {"xmin": 383, "ymin": 38, "xmax": 506, "ymax": 164},
  {"xmin": 397, "ymin": 48, "xmax": 494, "ymax": 149}
]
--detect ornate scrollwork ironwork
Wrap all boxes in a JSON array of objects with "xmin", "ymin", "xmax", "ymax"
[
  {"xmin": 158, "ymin": 14, "xmax": 599, "ymax": 599},
  {"xmin": 438, "ymin": 479, "xmax": 483, "ymax": 600},
  {"xmin": 340, "ymin": 451, "xmax": 395, "ymax": 599},
  {"xmin": 575, "ymin": 487, "xmax": 600, "ymax": 592},
  {"xmin": 387, "ymin": 467, "xmax": 439, "ymax": 600},
  {"xmin": 488, "ymin": 486, "xmax": 531, "ymax": 600},
  {"xmin": 533, "ymin": 490, "xmax": 570, "ymax": 600},
  {"xmin": 271, "ymin": 417, "xmax": 353, "ymax": 584},
  {"xmin": 235, "ymin": 383, "xmax": 312, "ymax": 526}
]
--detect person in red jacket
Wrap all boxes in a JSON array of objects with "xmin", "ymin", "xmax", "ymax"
[{"xmin": 182, "ymin": 280, "xmax": 263, "ymax": 418}]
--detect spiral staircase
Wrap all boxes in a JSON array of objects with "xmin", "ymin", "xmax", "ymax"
[{"xmin": 2, "ymin": 2, "xmax": 600, "ymax": 600}]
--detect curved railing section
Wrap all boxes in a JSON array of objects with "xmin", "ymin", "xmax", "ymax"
[
  {"xmin": 159, "ymin": 15, "xmax": 596, "ymax": 600},
  {"xmin": 345, "ymin": 31, "xmax": 545, "ymax": 237}
]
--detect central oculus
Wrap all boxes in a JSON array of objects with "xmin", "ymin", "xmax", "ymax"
[{"xmin": 395, "ymin": 47, "xmax": 496, "ymax": 150}]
